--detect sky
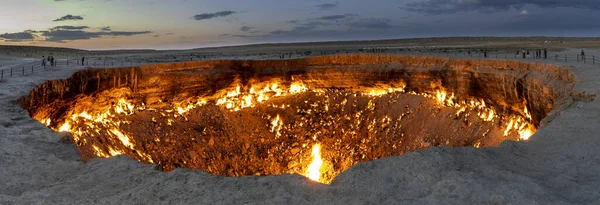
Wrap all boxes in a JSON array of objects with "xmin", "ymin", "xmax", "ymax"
[{"xmin": 0, "ymin": 0, "xmax": 599, "ymax": 50}]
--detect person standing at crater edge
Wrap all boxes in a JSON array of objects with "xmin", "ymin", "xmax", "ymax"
[
  {"xmin": 581, "ymin": 50, "xmax": 585, "ymax": 61},
  {"xmin": 81, "ymin": 56, "xmax": 85, "ymax": 66}
]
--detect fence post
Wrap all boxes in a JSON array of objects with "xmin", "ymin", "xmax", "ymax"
[
  {"xmin": 10, "ymin": 68, "xmax": 13, "ymax": 77},
  {"xmin": 22, "ymin": 67, "xmax": 24, "ymax": 75}
]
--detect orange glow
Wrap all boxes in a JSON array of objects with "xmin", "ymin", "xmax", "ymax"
[{"xmin": 34, "ymin": 78, "xmax": 537, "ymax": 184}]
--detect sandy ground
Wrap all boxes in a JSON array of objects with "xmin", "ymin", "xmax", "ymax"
[{"xmin": 0, "ymin": 43, "xmax": 599, "ymax": 204}]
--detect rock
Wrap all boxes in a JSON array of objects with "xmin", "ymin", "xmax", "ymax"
[
  {"xmin": 290, "ymin": 147, "xmax": 300, "ymax": 155},
  {"xmin": 208, "ymin": 138, "xmax": 214, "ymax": 146}
]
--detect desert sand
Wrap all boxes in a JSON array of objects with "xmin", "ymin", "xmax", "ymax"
[{"xmin": 0, "ymin": 37, "xmax": 599, "ymax": 204}]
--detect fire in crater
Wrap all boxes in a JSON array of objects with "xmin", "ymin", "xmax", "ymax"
[{"xmin": 20, "ymin": 54, "xmax": 577, "ymax": 184}]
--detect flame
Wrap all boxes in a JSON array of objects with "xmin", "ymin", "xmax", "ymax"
[
  {"xmin": 524, "ymin": 106, "xmax": 532, "ymax": 120},
  {"xmin": 306, "ymin": 143, "xmax": 323, "ymax": 182},
  {"xmin": 35, "ymin": 77, "xmax": 540, "ymax": 182},
  {"xmin": 270, "ymin": 115, "xmax": 283, "ymax": 138},
  {"xmin": 109, "ymin": 129, "xmax": 134, "ymax": 150},
  {"xmin": 41, "ymin": 118, "xmax": 51, "ymax": 126},
  {"xmin": 59, "ymin": 121, "xmax": 70, "ymax": 132}
]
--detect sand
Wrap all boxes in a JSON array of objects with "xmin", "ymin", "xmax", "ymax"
[{"xmin": 0, "ymin": 40, "xmax": 599, "ymax": 204}]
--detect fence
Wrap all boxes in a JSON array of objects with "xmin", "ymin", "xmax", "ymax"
[
  {"xmin": 0, "ymin": 51, "xmax": 597, "ymax": 81},
  {"xmin": 0, "ymin": 59, "xmax": 152, "ymax": 80},
  {"xmin": 408, "ymin": 50, "xmax": 597, "ymax": 65}
]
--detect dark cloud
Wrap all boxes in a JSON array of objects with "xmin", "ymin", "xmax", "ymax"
[
  {"xmin": 53, "ymin": 14, "xmax": 83, "ymax": 22},
  {"xmin": 317, "ymin": 2, "xmax": 338, "ymax": 10},
  {"xmin": 316, "ymin": 14, "xmax": 357, "ymax": 21},
  {"xmin": 100, "ymin": 26, "xmax": 111, "ymax": 31},
  {"xmin": 41, "ymin": 30, "xmax": 152, "ymax": 42},
  {"xmin": 0, "ymin": 31, "xmax": 36, "ymax": 42},
  {"xmin": 51, "ymin": 26, "xmax": 89, "ymax": 30},
  {"xmin": 192, "ymin": 11, "xmax": 236, "ymax": 20},
  {"xmin": 240, "ymin": 26, "xmax": 253, "ymax": 32},
  {"xmin": 231, "ymin": 34, "xmax": 261, "ymax": 38},
  {"xmin": 404, "ymin": 0, "xmax": 600, "ymax": 14},
  {"xmin": 268, "ymin": 15, "xmax": 394, "ymax": 38},
  {"xmin": 105, "ymin": 31, "xmax": 152, "ymax": 36}
]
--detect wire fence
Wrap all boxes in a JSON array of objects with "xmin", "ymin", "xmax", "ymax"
[
  {"xmin": 0, "ymin": 59, "xmax": 153, "ymax": 81},
  {"xmin": 406, "ymin": 50, "xmax": 598, "ymax": 65},
  {"xmin": 0, "ymin": 51, "xmax": 597, "ymax": 81}
]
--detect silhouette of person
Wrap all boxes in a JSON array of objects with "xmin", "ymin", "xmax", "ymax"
[
  {"xmin": 42, "ymin": 56, "xmax": 46, "ymax": 67},
  {"xmin": 544, "ymin": 49, "xmax": 547, "ymax": 59},
  {"xmin": 81, "ymin": 56, "xmax": 85, "ymax": 65},
  {"xmin": 581, "ymin": 50, "xmax": 585, "ymax": 60}
]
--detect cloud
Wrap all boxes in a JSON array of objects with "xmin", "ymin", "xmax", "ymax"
[
  {"xmin": 53, "ymin": 14, "xmax": 83, "ymax": 22},
  {"xmin": 0, "ymin": 31, "xmax": 36, "ymax": 42},
  {"xmin": 316, "ymin": 14, "xmax": 357, "ymax": 21},
  {"xmin": 240, "ymin": 26, "xmax": 253, "ymax": 32},
  {"xmin": 348, "ymin": 18, "xmax": 394, "ymax": 29},
  {"xmin": 519, "ymin": 9, "xmax": 529, "ymax": 15},
  {"xmin": 51, "ymin": 25, "xmax": 89, "ymax": 30},
  {"xmin": 231, "ymin": 34, "xmax": 261, "ymax": 38},
  {"xmin": 317, "ymin": 3, "xmax": 338, "ymax": 10},
  {"xmin": 192, "ymin": 11, "xmax": 236, "ymax": 20},
  {"xmin": 404, "ymin": 0, "xmax": 600, "ymax": 14},
  {"xmin": 41, "ymin": 29, "xmax": 152, "ymax": 42},
  {"xmin": 100, "ymin": 26, "xmax": 111, "ymax": 31},
  {"xmin": 267, "ymin": 15, "xmax": 394, "ymax": 38}
]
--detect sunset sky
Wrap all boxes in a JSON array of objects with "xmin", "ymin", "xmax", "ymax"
[{"xmin": 1, "ymin": 0, "xmax": 599, "ymax": 50}]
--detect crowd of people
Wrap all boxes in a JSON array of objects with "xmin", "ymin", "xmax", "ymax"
[
  {"xmin": 517, "ymin": 48, "xmax": 548, "ymax": 59},
  {"xmin": 41, "ymin": 56, "xmax": 56, "ymax": 67}
]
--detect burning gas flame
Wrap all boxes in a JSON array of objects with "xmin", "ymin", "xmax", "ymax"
[
  {"xmin": 35, "ymin": 77, "xmax": 539, "ymax": 184},
  {"xmin": 306, "ymin": 143, "xmax": 323, "ymax": 182}
]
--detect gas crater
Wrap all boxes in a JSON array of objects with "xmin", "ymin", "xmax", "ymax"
[{"xmin": 20, "ymin": 54, "xmax": 577, "ymax": 184}]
